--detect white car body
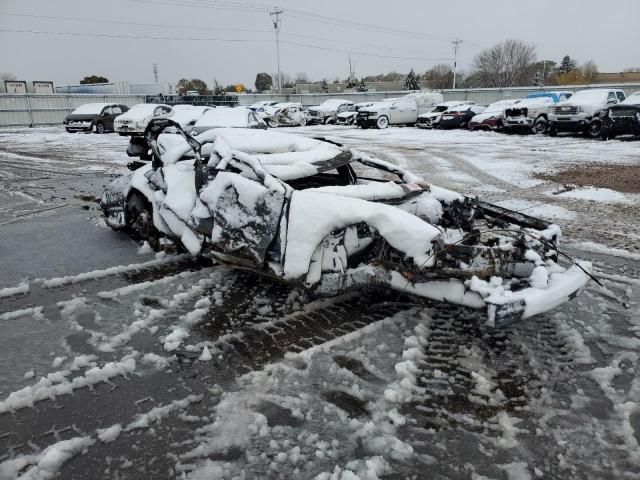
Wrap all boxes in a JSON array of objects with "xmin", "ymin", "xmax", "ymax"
[
  {"xmin": 169, "ymin": 105, "xmax": 213, "ymax": 130},
  {"xmin": 357, "ymin": 93, "xmax": 443, "ymax": 128},
  {"xmin": 503, "ymin": 91, "xmax": 573, "ymax": 133},
  {"xmin": 416, "ymin": 101, "xmax": 476, "ymax": 129},
  {"xmin": 548, "ymin": 88, "xmax": 626, "ymax": 133},
  {"xmin": 114, "ymin": 104, "xmax": 173, "ymax": 135},
  {"xmin": 190, "ymin": 106, "xmax": 266, "ymax": 135},
  {"xmin": 335, "ymin": 102, "xmax": 375, "ymax": 125},
  {"xmin": 262, "ymin": 102, "xmax": 308, "ymax": 127},
  {"xmin": 307, "ymin": 99, "xmax": 354, "ymax": 124},
  {"xmin": 621, "ymin": 91, "xmax": 640, "ymax": 105}
]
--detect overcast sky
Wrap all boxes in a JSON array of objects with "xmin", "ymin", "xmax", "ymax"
[{"xmin": 1, "ymin": 0, "xmax": 638, "ymax": 89}]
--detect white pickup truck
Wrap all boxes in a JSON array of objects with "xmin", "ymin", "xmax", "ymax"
[
  {"xmin": 548, "ymin": 88, "xmax": 626, "ymax": 137},
  {"xmin": 356, "ymin": 92, "xmax": 443, "ymax": 129}
]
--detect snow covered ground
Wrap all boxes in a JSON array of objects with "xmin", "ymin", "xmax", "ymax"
[{"xmin": 0, "ymin": 126, "xmax": 639, "ymax": 479}]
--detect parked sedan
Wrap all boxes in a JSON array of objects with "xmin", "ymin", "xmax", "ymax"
[
  {"xmin": 114, "ymin": 104, "xmax": 173, "ymax": 136},
  {"xmin": 416, "ymin": 101, "xmax": 475, "ymax": 129},
  {"xmin": 469, "ymin": 100, "xmax": 519, "ymax": 131},
  {"xmin": 439, "ymin": 105, "xmax": 486, "ymax": 129},
  {"xmin": 335, "ymin": 103, "xmax": 374, "ymax": 125},
  {"xmin": 63, "ymin": 103, "xmax": 129, "ymax": 133}
]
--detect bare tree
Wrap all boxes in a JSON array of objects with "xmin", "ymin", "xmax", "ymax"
[
  {"xmin": 623, "ymin": 67, "xmax": 640, "ymax": 73},
  {"xmin": 0, "ymin": 72, "xmax": 17, "ymax": 81},
  {"xmin": 471, "ymin": 39, "xmax": 537, "ymax": 87},
  {"xmin": 294, "ymin": 72, "xmax": 309, "ymax": 83},
  {"xmin": 423, "ymin": 64, "xmax": 454, "ymax": 89},
  {"xmin": 580, "ymin": 60, "xmax": 599, "ymax": 84}
]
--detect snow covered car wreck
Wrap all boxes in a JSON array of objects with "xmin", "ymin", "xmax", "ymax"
[{"xmin": 101, "ymin": 119, "xmax": 593, "ymax": 328}]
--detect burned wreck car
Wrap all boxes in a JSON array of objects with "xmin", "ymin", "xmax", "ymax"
[{"xmin": 101, "ymin": 119, "xmax": 593, "ymax": 327}]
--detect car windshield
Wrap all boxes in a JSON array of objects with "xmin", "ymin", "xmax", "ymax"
[
  {"xmin": 71, "ymin": 103, "xmax": 107, "ymax": 115},
  {"xmin": 433, "ymin": 106, "xmax": 449, "ymax": 112}
]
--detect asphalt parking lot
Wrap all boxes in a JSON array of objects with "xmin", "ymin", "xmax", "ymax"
[{"xmin": 0, "ymin": 126, "xmax": 639, "ymax": 480}]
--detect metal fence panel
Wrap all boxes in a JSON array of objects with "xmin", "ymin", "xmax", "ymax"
[{"xmin": 2, "ymin": 85, "xmax": 639, "ymax": 128}]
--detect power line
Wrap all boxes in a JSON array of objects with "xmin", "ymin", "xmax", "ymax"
[
  {"xmin": 0, "ymin": 27, "xmax": 454, "ymax": 62},
  {"xmin": 0, "ymin": 27, "xmax": 264, "ymax": 42},
  {"xmin": 280, "ymin": 40, "xmax": 453, "ymax": 62},
  {"xmin": 0, "ymin": 12, "xmax": 272, "ymax": 34},
  {"xmin": 123, "ymin": 0, "xmax": 463, "ymax": 43}
]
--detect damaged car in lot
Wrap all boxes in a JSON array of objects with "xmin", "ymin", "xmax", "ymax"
[
  {"xmin": 101, "ymin": 119, "xmax": 593, "ymax": 327},
  {"xmin": 261, "ymin": 102, "xmax": 308, "ymax": 127}
]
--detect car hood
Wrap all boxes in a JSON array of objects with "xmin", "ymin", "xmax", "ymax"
[
  {"xmin": 471, "ymin": 112, "xmax": 502, "ymax": 123},
  {"xmin": 417, "ymin": 111, "xmax": 441, "ymax": 119},
  {"xmin": 116, "ymin": 113, "xmax": 150, "ymax": 122},
  {"xmin": 64, "ymin": 114, "xmax": 96, "ymax": 121}
]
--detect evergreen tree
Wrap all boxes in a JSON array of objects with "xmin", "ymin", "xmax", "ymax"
[
  {"xmin": 532, "ymin": 71, "xmax": 543, "ymax": 87},
  {"xmin": 557, "ymin": 55, "xmax": 577, "ymax": 76},
  {"xmin": 212, "ymin": 79, "xmax": 225, "ymax": 96},
  {"xmin": 356, "ymin": 78, "xmax": 368, "ymax": 92},
  {"xmin": 402, "ymin": 68, "xmax": 421, "ymax": 90},
  {"xmin": 319, "ymin": 79, "xmax": 330, "ymax": 93}
]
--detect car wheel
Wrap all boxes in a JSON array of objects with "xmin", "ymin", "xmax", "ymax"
[
  {"xmin": 376, "ymin": 116, "xmax": 389, "ymax": 129},
  {"xmin": 586, "ymin": 119, "xmax": 602, "ymax": 139},
  {"xmin": 532, "ymin": 117, "xmax": 548, "ymax": 134},
  {"xmin": 324, "ymin": 117, "xmax": 335, "ymax": 125},
  {"xmin": 126, "ymin": 192, "xmax": 160, "ymax": 251},
  {"xmin": 95, "ymin": 122, "xmax": 105, "ymax": 134},
  {"xmin": 298, "ymin": 117, "xmax": 307, "ymax": 126}
]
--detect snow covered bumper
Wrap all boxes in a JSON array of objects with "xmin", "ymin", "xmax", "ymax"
[
  {"xmin": 314, "ymin": 261, "xmax": 592, "ymax": 328},
  {"xmin": 548, "ymin": 112, "xmax": 591, "ymax": 131}
]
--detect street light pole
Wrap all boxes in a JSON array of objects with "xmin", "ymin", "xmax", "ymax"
[{"xmin": 270, "ymin": 7, "xmax": 283, "ymax": 94}]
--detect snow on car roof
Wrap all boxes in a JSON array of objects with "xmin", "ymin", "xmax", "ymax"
[
  {"xmin": 622, "ymin": 92, "xmax": 640, "ymax": 104},
  {"xmin": 567, "ymin": 89, "xmax": 616, "ymax": 101},
  {"xmin": 128, "ymin": 103, "xmax": 165, "ymax": 113},
  {"xmin": 71, "ymin": 103, "xmax": 112, "ymax": 115},
  {"xmin": 317, "ymin": 99, "xmax": 354, "ymax": 109},
  {"xmin": 194, "ymin": 107, "xmax": 252, "ymax": 128}
]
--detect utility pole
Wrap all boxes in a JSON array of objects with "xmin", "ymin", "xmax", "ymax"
[
  {"xmin": 451, "ymin": 39, "xmax": 463, "ymax": 89},
  {"xmin": 542, "ymin": 60, "xmax": 547, "ymax": 87},
  {"xmin": 348, "ymin": 54, "xmax": 353, "ymax": 85},
  {"xmin": 270, "ymin": 7, "xmax": 283, "ymax": 93},
  {"xmin": 152, "ymin": 63, "xmax": 158, "ymax": 84}
]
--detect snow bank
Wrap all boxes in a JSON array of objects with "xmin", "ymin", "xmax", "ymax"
[
  {"xmin": 0, "ymin": 436, "xmax": 94, "ymax": 480},
  {"xmin": 0, "ymin": 282, "xmax": 29, "ymax": 298},
  {"xmin": 0, "ymin": 356, "xmax": 136, "ymax": 413}
]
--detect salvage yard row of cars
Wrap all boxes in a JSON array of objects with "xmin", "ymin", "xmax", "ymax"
[{"xmin": 63, "ymin": 87, "xmax": 640, "ymax": 140}]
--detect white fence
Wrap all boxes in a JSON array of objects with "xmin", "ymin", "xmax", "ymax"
[
  {"xmin": 0, "ymin": 94, "xmax": 146, "ymax": 127},
  {"xmin": 2, "ymin": 83, "xmax": 639, "ymax": 128}
]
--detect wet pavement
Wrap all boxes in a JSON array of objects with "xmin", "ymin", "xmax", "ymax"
[{"xmin": 0, "ymin": 127, "xmax": 639, "ymax": 479}]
